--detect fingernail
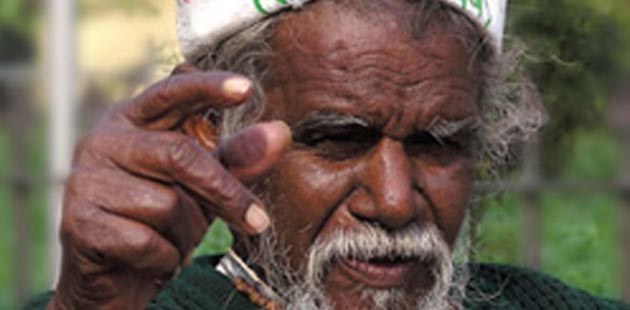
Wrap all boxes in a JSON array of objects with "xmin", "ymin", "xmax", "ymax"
[
  {"xmin": 245, "ymin": 203, "xmax": 270, "ymax": 234},
  {"xmin": 222, "ymin": 77, "xmax": 252, "ymax": 97},
  {"xmin": 271, "ymin": 120, "xmax": 292, "ymax": 142}
]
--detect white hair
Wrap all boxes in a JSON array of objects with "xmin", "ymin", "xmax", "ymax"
[
  {"xmin": 196, "ymin": 0, "xmax": 545, "ymax": 179},
  {"xmin": 253, "ymin": 222, "xmax": 466, "ymax": 309},
  {"xmin": 198, "ymin": 0, "xmax": 545, "ymax": 308}
]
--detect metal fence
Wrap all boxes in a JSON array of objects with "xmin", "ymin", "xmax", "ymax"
[{"xmin": 1, "ymin": 64, "xmax": 37, "ymax": 309}]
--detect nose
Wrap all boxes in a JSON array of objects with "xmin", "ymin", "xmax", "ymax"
[{"xmin": 350, "ymin": 138, "xmax": 421, "ymax": 229}]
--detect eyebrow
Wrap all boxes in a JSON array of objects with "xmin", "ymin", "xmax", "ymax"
[
  {"xmin": 426, "ymin": 116, "xmax": 478, "ymax": 138},
  {"xmin": 291, "ymin": 111, "xmax": 478, "ymax": 140},
  {"xmin": 292, "ymin": 112, "xmax": 369, "ymax": 135}
]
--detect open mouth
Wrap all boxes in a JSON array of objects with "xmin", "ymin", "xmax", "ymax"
[{"xmin": 337, "ymin": 255, "xmax": 418, "ymax": 288}]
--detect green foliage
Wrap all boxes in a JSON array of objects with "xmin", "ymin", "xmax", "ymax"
[
  {"xmin": 476, "ymin": 194, "xmax": 522, "ymax": 264},
  {"xmin": 476, "ymin": 129, "xmax": 623, "ymax": 298},
  {"xmin": 194, "ymin": 220, "xmax": 234, "ymax": 257},
  {"xmin": 0, "ymin": 0, "xmax": 30, "ymax": 32},
  {"xmin": 0, "ymin": 0, "xmax": 36, "ymax": 61},
  {"xmin": 560, "ymin": 129, "xmax": 619, "ymax": 179},
  {"xmin": 0, "ymin": 123, "xmax": 50, "ymax": 309},
  {"xmin": 0, "ymin": 128, "xmax": 12, "ymax": 307},
  {"xmin": 540, "ymin": 192, "xmax": 620, "ymax": 298},
  {"xmin": 508, "ymin": 0, "xmax": 630, "ymax": 175}
]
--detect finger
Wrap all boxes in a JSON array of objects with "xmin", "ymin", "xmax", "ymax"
[
  {"xmin": 121, "ymin": 71, "xmax": 252, "ymax": 129},
  {"xmin": 215, "ymin": 121, "xmax": 292, "ymax": 183},
  {"xmin": 64, "ymin": 205, "xmax": 181, "ymax": 276},
  {"xmin": 70, "ymin": 169, "xmax": 209, "ymax": 257},
  {"xmin": 170, "ymin": 62, "xmax": 202, "ymax": 76},
  {"xmin": 95, "ymin": 131, "xmax": 270, "ymax": 235}
]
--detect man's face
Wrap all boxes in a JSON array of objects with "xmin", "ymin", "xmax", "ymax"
[{"xmin": 254, "ymin": 1, "xmax": 482, "ymax": 308}]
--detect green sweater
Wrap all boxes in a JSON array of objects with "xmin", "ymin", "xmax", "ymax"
[{"xmin": 26, "ymin": 256, "xmax": 630, "ymax": 309}]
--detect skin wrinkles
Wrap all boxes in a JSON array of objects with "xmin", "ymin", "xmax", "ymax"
[
  {"xmin": 266, "ymin": 15, "xmax": 482, "ymax": 122},
  {"xmin": 284, "ymin": 83, "xmax": 478, "ymax": 142},
  {"xmin": 48, "ymin": 0, "xmax": 492, "ymax": 309},
  {"xmin": 247, "ymin": 1, "xmax": 483, "ymax": 307},
  {"xmin": 277, "ymin": 46, "xmax": 470, "ymax": 103},
  {"xmin": 314, "ymin": 50, "xmax": 440, "ymax": 86},
  {"xmin": 268, "ymin": 25, "xmax": 481, "ymax": 135},
  {"xmin": 292, "ymin": 112, "xmax": 369, "ymax": 138},
  {"xmin": 271, "ymin": 4, "xmax": 478, "ymax": 99},
  {"xmin": 260, "ymin": 153, "xmax": 360, "ymax": 271},
  {"xmin": 42, "ymin": 0, "xmax": 531, "ymax": 308},
  {"xmin": 306, "ymin": 182, "xmax": 361, "ymax": 246}
]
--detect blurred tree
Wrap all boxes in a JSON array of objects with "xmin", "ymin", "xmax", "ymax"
[
  {"xmin": 0, "ymin": 0, "xmax": 36, "ymax": 62},
  {"xmin": 0, "ymin": 0, "xmax": 37, "ymax": 115},
  {"xmin": 508, "ymin": 0, "xmax": 630, "ymax": 175}
]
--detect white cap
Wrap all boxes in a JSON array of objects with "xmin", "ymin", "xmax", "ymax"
[
  {"xmin": 442, "ymin": 0, "xmax": 508, "ymax": 50},
  {"xmin": 177, "ymin": 0, "xmax": 508, "ymax": 61}
]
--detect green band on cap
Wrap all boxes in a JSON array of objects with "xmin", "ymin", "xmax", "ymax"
[
  {"xmin": 276, "ymin": 0, "xmax": 288, "ymax": 4},
  {"xmin": 458, "ymin": 0, "xmax": 492, "ymax": 29},
  {"xmin": 484, "ymin": 16, "xmax": 492, "ymax": 28},
  {"xmin": 254, "ymin": 0, "xmax": 268, "ymax": 14},
  {"xmin": 460, "ymin": 0, "xmax": 484, "ymax": 18}
]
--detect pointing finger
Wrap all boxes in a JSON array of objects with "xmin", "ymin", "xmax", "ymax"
[
  {"xmin": 92, "ymin": 130, "xmax": 271, "ymax": 235},
  {"xmin": 121, "ymin": 72, "xmax": 252, "ymax": 130}
]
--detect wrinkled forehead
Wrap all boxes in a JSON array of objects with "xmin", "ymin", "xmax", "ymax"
[
  {"xmin": 267, "ymin": 0, "xmax": 487, "ymax": 87},
  {"xmin": 263, "ymin": 1, "xmax": 484, "ymax": 130},
  {"xmin": 271, "ymin": 0, "xmax": 484, "ymax": 58},
  {"xmin": 273, "ymin": 1, "xmax": 413, "ymax": 52}
]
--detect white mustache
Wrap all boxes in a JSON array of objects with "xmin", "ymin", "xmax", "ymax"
[
  {"xmin": 306, "ymin": 223, "xmax": 453, "ymax": 283},
  {"xmin": 257, "ymin": 222, "xmax": 461, "ymax": 310}
]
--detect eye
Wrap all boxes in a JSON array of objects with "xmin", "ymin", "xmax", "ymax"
[
  {"xmin": 296, "ymin": 125, "xmax": 380, "ymax": 160},
  {"xmin": 404, "ymin": 131, "xmax": 467, "ymax": 158}
]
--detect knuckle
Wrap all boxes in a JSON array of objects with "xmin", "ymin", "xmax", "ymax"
[
  {"xmin": 72, "ymin": 131, "xmax": 119, "ymax": 165},
  {"xmin": 153, "ymin": 92, "xmax": 171, "ymax": 113},
  {"xmin": 195, "ymin": 162, "xmax": 252, "ymax": 212},
  {"xmin": 64, "ymin": 169, "xmax": 100, "ymax": 204},
  {"xmin": 64, "ymin": 172, "xmax": 83, "ymax": 195},
  {"xmin": 62, "ymin": 175, "xmax": 89, "ymax": 215},
  {"xmin": 209, "ymin": 176, "xmax": 251, "ymax": 213},
  {"xmin": 59, "ymin": 202, "xmax": 99, "ymax": 249},
  {"xmin": 144, "ymin": 190, "xmax": 180, "ymax": 227},
  {"xmin": 168, "ymin": 137, "xmax": 203, "ymax": 173},
  {"xmin": 78, "ymin": 131, "xmax": 112, "ymax": 152},
  {"xmin": 153, "ymin": 78, "xmax": 178, "ymax": 107},
  {"xmin": 161, "ymin": 189, "xmax": 180, "ymax": 209},
  {"xmin": 72, "ymin": 133, "xmax": 99, "ymax": 162},
  {"xmin": 77, "ymin": 130, "xmax": 100, "ymax": 148},
  {"xmin": 129, "ymin": 231, "xmax": 161, "ymax": 257},
  {"xmin": 214, "ymin": 178, "xmax": 243, "ymax": 202},
  {"xmin": 150, "ymin": 188, "xmax": 180, "ymax": 211}
]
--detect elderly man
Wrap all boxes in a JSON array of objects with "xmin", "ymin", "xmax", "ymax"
[{"xmin": 27, "ymin": 0, "xmax": 629, "ymax": 309}]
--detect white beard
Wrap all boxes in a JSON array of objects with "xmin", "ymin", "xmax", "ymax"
[{"xmin": 253, "ymin": 223, "xmax": 468, "ymax": 310}]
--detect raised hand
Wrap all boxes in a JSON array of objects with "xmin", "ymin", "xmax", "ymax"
[{"xmin": 48, "ymin": 65, "xmax": 291, "ymax": 310}]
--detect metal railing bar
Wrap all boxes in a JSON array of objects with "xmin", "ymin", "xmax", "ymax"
[{"xmin": 0, "ymin": 64, "xmax": 35, "ymax": 80}]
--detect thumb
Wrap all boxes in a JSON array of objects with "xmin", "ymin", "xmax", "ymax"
[{"xmin": 215, "ymin": 121, "xmax": 292, "ymax": 183}]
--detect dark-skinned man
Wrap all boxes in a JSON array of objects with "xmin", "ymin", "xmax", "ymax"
[{"xmin": 26, "ymin": 0, "xmax": 630, "ymax": 309}]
